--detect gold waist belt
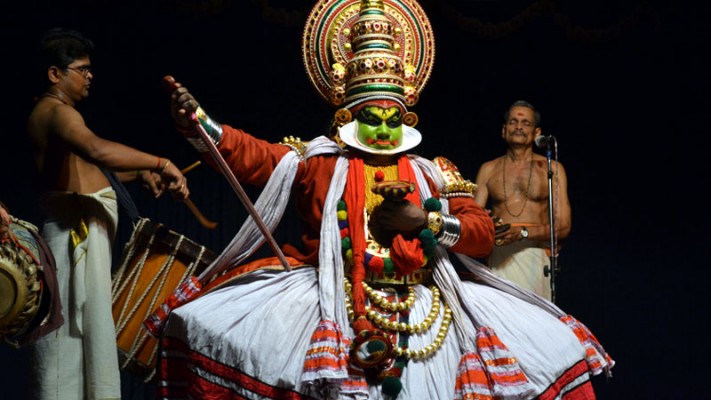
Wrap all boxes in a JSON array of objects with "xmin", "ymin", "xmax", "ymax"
[{"xmin": 345, "ymin": 266, "xmax": 433, "ymax": 286}]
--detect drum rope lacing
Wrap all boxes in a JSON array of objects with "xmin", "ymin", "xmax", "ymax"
[
  {"xmin": 125, "ymin": 241, "xmax": 206, "ymax": 382},
  {"xmin": 121, "ymin": 237, "xmax": 180, "ymax": 366},
  {"xmin": 111, "ymin": 219, "xmax": 208, "ymax": 381}
]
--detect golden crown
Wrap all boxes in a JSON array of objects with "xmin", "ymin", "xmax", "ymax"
[{"xmin": 303, "ymin": 0, "xmax": 435, "ymax": 109}]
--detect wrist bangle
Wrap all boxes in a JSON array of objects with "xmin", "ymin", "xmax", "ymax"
[
  {"xmin": 159, "ymin": 160, "xmax": 171, "ymax": 174},
  {"xmin": 196, "ymin": 107, "xmax": 223, "ymax": 145},
  {"xmin": 437, "ymin": 214, "xmax": 461, "ymax": 248}
]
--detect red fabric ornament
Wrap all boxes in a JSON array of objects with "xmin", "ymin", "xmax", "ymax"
[{"xmin": 389, "ymin": 234, "xmax": 424, "ymax": 276}]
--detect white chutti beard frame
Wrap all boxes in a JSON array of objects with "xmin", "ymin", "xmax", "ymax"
[{"xmin": 338, "ymin": 120, "xmax": 422, "ymax": 155}]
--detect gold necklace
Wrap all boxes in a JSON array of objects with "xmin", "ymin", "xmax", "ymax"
[
  {"xmin": 362, "ymin": 281, "xmax": 415, "ymax": 312},
  {"xmin": 344, "ymin": 278, "xmax": 452, "ymax": 360},
  {"xmin": 502, "ymin": 155, "xmax": 533, "ymax": 218}
]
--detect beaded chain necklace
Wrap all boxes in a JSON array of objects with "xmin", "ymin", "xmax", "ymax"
[
  {"xmin": 343, "ymin": 278, "xmax": 452, "ymax": 396},
  {"xmin": 344, "ymin": 279, "xmax": 452, "ymax": 359},
  {"xmin": 502, "ymin": 155, "xmax": 533, "ymax": 218}
]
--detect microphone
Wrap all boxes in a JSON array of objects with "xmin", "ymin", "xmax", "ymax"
[{"xmin": 534, "ymin": 135, "xmax": 556, "ymax": 149}]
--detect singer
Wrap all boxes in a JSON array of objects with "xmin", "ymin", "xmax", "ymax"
[{"xmin": 474, "ymin": 100, "xmax": 571, "ymax": 300}]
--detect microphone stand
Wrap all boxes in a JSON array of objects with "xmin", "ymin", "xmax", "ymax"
[{"xmin": 542, "ymin": 137, "xmax": 558, "ymax": 302}]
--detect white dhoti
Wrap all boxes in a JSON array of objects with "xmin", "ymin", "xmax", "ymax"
[
  {"xmin": 489, "ymin": 241, "xmax": 552, "ymax": 300},
  {"xmin": 30, "ymin": 187, "xmax": 121, "ymax": 400}
]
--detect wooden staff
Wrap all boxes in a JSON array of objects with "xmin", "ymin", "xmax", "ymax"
[{"xmin": 164, "ymin": 76, "xmax": 290, "ymax": 272}]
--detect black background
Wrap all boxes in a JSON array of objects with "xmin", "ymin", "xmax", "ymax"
[{"xmin": 1, "ymin": 0, "xmax": 709, "ymax": 398}]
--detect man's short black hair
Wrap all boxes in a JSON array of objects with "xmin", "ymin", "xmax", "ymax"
[{"xmin": 38, "ymin": 28, "xmax": 94, "ymax": 70}]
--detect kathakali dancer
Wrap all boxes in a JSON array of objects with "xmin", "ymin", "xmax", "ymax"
[{"xmin": 151, "ymin": 0, "xmax": 614, "ymax": 398}]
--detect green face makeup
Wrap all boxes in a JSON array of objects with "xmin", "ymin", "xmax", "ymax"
[{"xmin": 356, "ymin": 105, "xmax": 404, "ymax": 151}]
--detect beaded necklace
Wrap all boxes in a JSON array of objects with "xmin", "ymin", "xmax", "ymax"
[
  {"xmin": 344, "ymin": 278, "xmax": 452, "ymax": 360},
  {"xmin": 502, "ymin": 155, "xmax": 533, "ymax": 218}
]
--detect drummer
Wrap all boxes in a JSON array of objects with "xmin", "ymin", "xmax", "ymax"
[{"xmin": 25, "ymin": 28, "xmax": 189, "ymax": 400}]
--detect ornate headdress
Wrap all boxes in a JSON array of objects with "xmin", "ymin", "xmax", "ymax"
[{"xmin": 303, "ymin": 0, "xmax": 435, "ymax": 111}]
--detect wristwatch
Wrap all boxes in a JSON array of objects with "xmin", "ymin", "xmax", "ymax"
[{"xmin": 519, "ymin": 226, "xmax": 529, "ymax": 241}]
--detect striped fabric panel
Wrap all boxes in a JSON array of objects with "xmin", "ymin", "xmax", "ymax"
[
  {"xmin": 455, "ymin": 347, "xmax": 595, "ymax": 400},
  {"xmin": 336, "ymin": 372, "xmax": 368, "ymax": 398},
  {"xmin": 475, "ymin": 327, "xmax": 536, "ymax": 397},
  {"xmin": 454, "ymin": 351, "xmax": 495, "ymax": 400},
  {"xmin": 157, "ymin": 336, "xmax": 193, "ymax": 399},
  {"xmin": 301, "ymin": 320, "xmax": 349, "ymax": 376},
  {"xmin": 144, "ymin": 276, "xmax": 202, "ymax": 337},
  {"xmin": 537, "ymin": 359, "xmax": 596, "ymax": 400},
  {"xmin": 157, "ymin": 336, "xmax": 312, "ymax": 399},
  {"xmin": 299, "ymin": 320, "xmax": 370, "ymax": 397},
  {"xmin": 560, "ymin": 315, "xmax": 615, "ymax": 376}
]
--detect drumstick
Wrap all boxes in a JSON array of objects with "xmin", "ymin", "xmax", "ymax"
[
  {"xmin": 181, "ymin": 160, "xmax": 202, "ymax": 175},
  {"xmin": 184, "ymin": 198, "xmax": 218, "ymax": 229},
  {"xmin": 178, "ymin": 161, "xmax": 218, "ymax": 229}
]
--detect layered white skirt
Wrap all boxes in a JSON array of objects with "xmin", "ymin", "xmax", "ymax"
[{"xmin": 161, "ymin": 267, "xmax": 593, "ymax": 399}]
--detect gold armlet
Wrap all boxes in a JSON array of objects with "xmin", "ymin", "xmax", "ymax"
[
  {"xmin": 280, "ymin": 136, "xmax": 307, "ymax": 159},
  {"xmin": 433, "ymin": 156, "xmax": 477, "ymax": 198}
]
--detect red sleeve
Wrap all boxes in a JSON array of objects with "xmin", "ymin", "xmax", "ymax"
[
  {"xmin": 447, "ymin": 195, "xmax": 495, "ymax": 259},
  {"xmin": 201, "ymin": 125, "xmax": 291, "ymax": 187}
]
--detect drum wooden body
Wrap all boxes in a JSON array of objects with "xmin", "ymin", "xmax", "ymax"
[{"xmin": 111, "ymin": 218, "xmax": 214, "ymax": 381}]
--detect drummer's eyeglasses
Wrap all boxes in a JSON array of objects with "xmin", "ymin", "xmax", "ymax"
[{"xmin": 65, "ymin": 65, "xmax": 92, "ymax": 78}]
